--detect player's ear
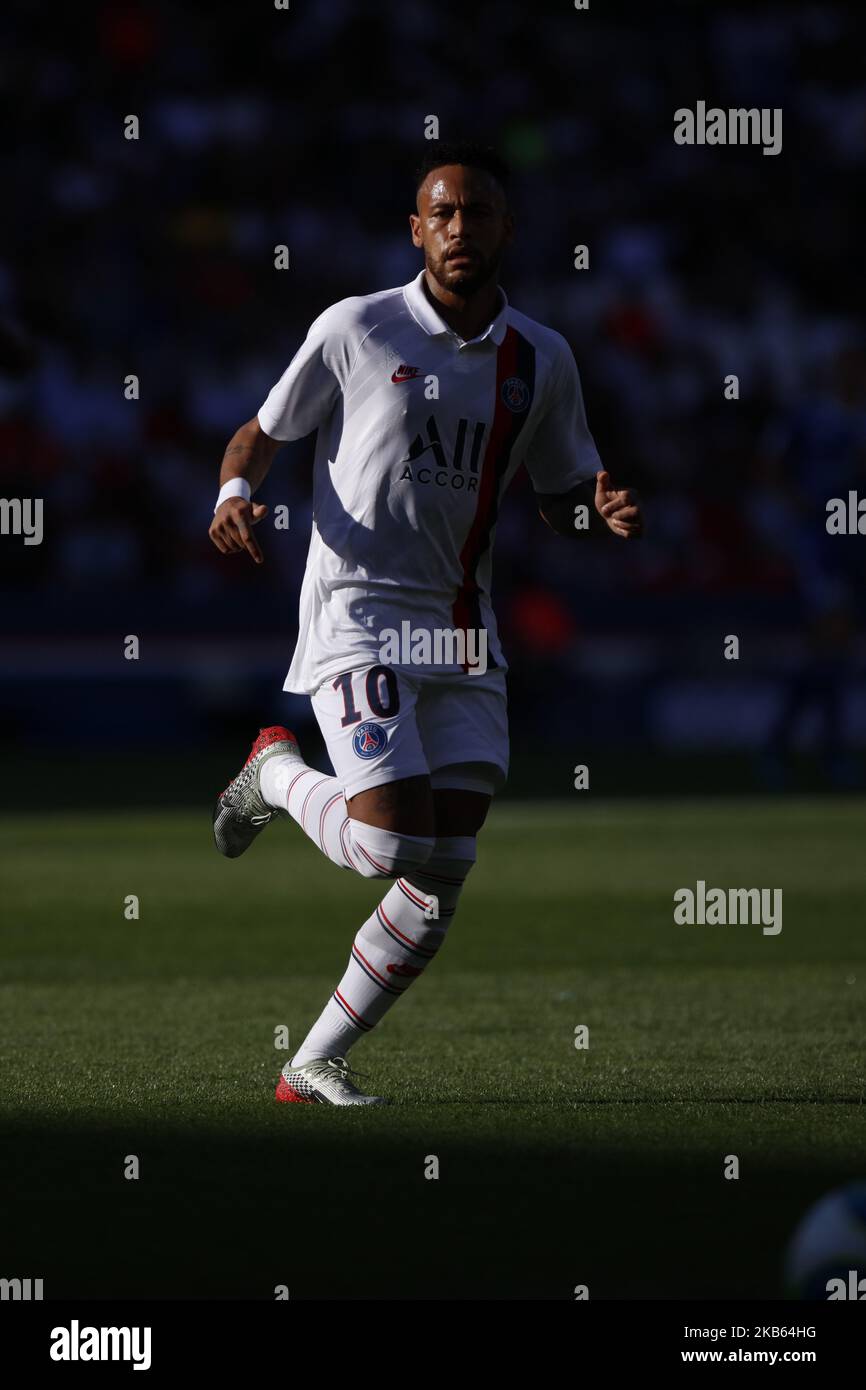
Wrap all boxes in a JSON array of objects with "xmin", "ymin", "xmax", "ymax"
[{"xmin": 409, "ymin": 212, "xmax": 423, "ymax": 247}]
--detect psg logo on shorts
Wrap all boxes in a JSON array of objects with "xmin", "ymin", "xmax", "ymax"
[
  {"xmin": 501, "ymin": 376, "xmax": 530, "ymax": 412},
  {"xmin": 352, "ymin": 722, "xmax": 387, "ymax": 760}
]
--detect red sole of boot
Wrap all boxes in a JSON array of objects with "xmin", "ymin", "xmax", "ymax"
[{"xmin": 275, "ymin": 1077, "xmax": 315, "ymax": 1104}]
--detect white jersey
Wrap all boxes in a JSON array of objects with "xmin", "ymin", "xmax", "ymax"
[{"xmin": 258, "ymin": 268, "xmax": 602, "ymax": 694}]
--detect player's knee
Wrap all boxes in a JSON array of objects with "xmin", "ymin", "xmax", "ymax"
[{"xmin": 347, "ymin": 821, "xmax": 435, "ymax": 879}]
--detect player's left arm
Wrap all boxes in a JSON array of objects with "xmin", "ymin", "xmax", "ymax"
[
  {"xmin": 536, "ymin": 470, "xmax": 643, "ymax": 539},
  {"xmin": 526, "ymin": 341, "xmax": 642, "ymax": 540}
]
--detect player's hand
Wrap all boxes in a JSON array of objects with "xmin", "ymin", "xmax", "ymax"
[
  {"xmin": 209, "ymin": 497, "xmax": 269, "ymax": 564},
  {"xmin": 594, "ymin": 470, "xmax": 642, "ymax": 539}
]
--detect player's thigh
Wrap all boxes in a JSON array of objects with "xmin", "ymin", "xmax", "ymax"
[
  {"xmin": 417, "ymin": 668, "xmax": 509, "ymax": 827},
  {"xmin": 310, "ymin": 662, "xmax": 434, "ymax": 834},
  {"xmin": 348, "ymin": 774, "xmax": 435, "ymax": 836}
]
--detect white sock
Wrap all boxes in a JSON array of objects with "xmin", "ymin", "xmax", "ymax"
[
  {"xmin": 261, "ymin": 754, "xmax": 349, "ymax": 863},
  {"xmin": 261, "ymin": 753, "xmax": 433, "ymax": 877},
  {"xmin": 289, "ymin": 837, "xmax": 477, "ymax": 1067}
]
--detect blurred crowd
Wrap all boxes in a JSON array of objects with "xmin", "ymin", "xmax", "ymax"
[{"xmin": 2, "ymin": 0, "xmax": 865, "ymax": 765}]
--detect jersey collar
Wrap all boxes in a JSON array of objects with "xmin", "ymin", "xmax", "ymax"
[{"xmin": 403, "ymin": 269, "xmax": 509, "ymax": 346}]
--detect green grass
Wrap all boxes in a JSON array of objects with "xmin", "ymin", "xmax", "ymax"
[{"xmin": 1, "ymin": 799, "xmax": 864, "ymax": 1299}]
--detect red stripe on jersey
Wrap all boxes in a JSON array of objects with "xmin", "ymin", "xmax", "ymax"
[
  {"xmin": 453, "ymin": 329, "xmax": 519, "ymax": 638},
  {"xmin": 452, "ymin": 326, "xmax": 534, "ymax": 662}
]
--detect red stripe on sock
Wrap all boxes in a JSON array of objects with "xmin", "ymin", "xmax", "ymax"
[
  {"xmin": 318, "ymin": 792, "xmax": 343, "ymax": 848},
  {"xmin": 397, "ymin": 879, "xmax": 429, "ymax": 907},
  {"xmin": 356, "ymin": 840, "xmax": 391, "ymax": 875},
  {"xmin": 352, "ymin": 943, "xmax": 392, "ymax": 986},
  {"xmin": 334, "ymin": 989, "xmax": 372, "ymax": 1029},
  {"xmin": 377, "ymin": 903, "xmax": 437, "ymax": 957},
  {"xmin": 301, "ymin": 777, "xmax": 330, "ymax": 834}
]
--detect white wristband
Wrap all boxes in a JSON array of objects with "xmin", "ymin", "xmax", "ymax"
[{"xmin": 214, "ymin": 478, "xmax": 251, "ymax": 513}]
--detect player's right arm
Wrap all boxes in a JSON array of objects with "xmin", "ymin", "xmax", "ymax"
[{"xmin": 208, "ymin": 417, "xmax": 282, "ymax": 564}]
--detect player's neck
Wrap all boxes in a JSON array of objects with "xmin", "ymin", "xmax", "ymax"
[{"xmin": 422, "ymin": 271, "xmax": 502, "ymax": 344}]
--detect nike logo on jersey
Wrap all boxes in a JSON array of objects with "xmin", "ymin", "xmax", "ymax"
[{"xmin": 391, "ymin": 364, "xmax": 421, "ymax": 383}]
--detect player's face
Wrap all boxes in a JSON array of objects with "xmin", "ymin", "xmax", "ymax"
[{"xmin": 411, "ymin": 165, "xmax": 513, "ymax": 298}]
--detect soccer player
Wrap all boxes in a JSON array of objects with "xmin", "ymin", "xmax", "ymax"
[{"xmin": 209, "ymin": 141, "xmax": 642, "ymax": 1105}]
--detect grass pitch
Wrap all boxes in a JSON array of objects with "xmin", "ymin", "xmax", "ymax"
[{"xmin": 1, "ymin": 798, "xmax": 864, "ymax": 1299}]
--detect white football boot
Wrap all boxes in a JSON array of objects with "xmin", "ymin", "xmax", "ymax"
[
  {"xmin": 213, "ymin": 725, "xmax": 302, "ymax": 858},
  {"xmin": 276, "ymin": 1056, "xmax": 388, "ymax": 1106}
]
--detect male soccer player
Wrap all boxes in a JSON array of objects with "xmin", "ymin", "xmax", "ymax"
[{"xmin": 209, "ymin": 142, "xmax": 642, "ymax": 1106}]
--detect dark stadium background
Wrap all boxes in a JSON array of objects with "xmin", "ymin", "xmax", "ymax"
[{"xmin": 2, "ymin": 0, "xmax": 865, "ymax": 807}]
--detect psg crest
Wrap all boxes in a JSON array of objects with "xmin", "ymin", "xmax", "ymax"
[
  {"xmin": 501, "ymin": 376, "xmax": 530, "ymax": 412},
  {"xmin": 352, "ymin": 722, "xmax": 387, "ymax": 759}
]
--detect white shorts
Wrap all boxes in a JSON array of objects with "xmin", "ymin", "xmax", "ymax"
[{"xmin": 311, "ymin": 662, "xmax": 509, "ymax": 801}]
